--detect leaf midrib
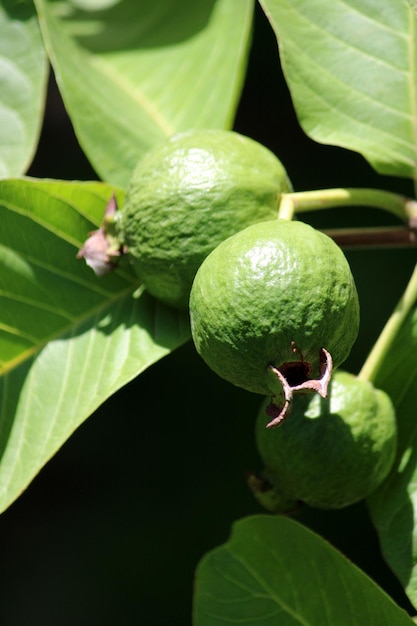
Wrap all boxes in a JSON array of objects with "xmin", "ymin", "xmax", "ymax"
[
  {"xmin": 0, "ymin": 283, "xmax": 139, "ymax": 376},
  {"xmin": 90, "ymin": 56, "xmax": 176, "ymax": 137}
]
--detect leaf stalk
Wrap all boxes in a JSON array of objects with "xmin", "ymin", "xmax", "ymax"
[
  {"xmin": 358, "ymin": 263, "xmax": 417, "ymax": 383},
  {"xmin": 279, "ymin": 188, "xmax": 417, "ymax": 223}
]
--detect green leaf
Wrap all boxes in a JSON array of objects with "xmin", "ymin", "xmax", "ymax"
[
  {"xmin": 259, "ymin": 0, "xmax": 417, "ymax": 179},
  {"xmin": 193, "ymin": 515, "xmax": 414, "ymax": 626},
  {"xmin": 367, "ymin": 305, "xmax": 417, "ymax": 607},
  {"xmin": 409, "ymin": 1, "xmax": 417, "ymax": 16},
  {"xmin": 0, "ymin": 178, "xmax": 190, "ymax": 514},
  {"xmin": 33, "ymin": 0, "xmax": 254, "ymax": 188},
  {"xmin": 0, "ymin": 0, "xmax": 48, "ymax": 177}
]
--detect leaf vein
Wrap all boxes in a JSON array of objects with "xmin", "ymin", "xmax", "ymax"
[
  {"xmin": 0, "ymin": 285, "xmax": 135, "ymax": 376},
  {"xmin": 90, "ymin": 57, "xmax": 175, "ymax": 137},
  {"xmin": 287, "ymin": 36, "xmax": 412, "ymax": 126},
  {"xmin": 0, "ymin": 322, "xmax": 38, "ymax": 345},
  {"xmin": 0, "ymin": 290, "xmax": 75, "ymax": 321},
  {"xmin": 226, "ymin": 547, "xmax": 312, "ymax": 626}
]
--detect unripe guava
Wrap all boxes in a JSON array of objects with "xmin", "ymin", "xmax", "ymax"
[
  {"xmin": 252, "ymin": 371, "xmax": 397, "ymax": 510},
  {"xmin": 115, "ymin": 129, "xmax": 292, "ymax": 309},
  {"xmin": 189, "ymin": 219, "xmax": 359, "ymax": 400}
]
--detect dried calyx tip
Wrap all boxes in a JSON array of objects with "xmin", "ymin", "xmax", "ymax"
[{"xmin": 266, "ymin": 347, "xmax": 333, "ymax": 428}]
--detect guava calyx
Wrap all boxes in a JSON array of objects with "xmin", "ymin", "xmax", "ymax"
[
  {"xmin": 77, "ymin": 194, "xmax": 124, "ymax": 275},
  {"xmin": 246, "ymin": 470, "xmax": 300, "ymax": 515},
  {"xmin": 265, "ymin": 347, "xmax": 333, "ymax": 428}
]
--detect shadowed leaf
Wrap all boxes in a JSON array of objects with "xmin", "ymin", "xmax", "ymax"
[
  {"xmin": 34, "ymin": 0, "xmax": 254, "ymax": 187},
  {"xmin": 193, "ymin": 515, "xmax": 414, "ymax": 625},
  {"xmin": 368, "ymin": 304, "xmax": 417, "ymax": 608}
]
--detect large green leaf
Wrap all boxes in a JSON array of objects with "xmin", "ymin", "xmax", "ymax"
[
  {"xmin": 0, "ymin": 178, "xmax": 190, "ymax": 514},
  {"xmin": 260, "ymin": 0, "xmax": 417, "ymax": 179},
  {"xmin": 193, "ymin": 515, "xmax": 414, "ymax": 625},
  {"xmin": 33, "ymin": 0, "xmax": 254, "ymax": 188},
  {"xmin": 0, "ymin": 0, "xmax": 48, "ymax": 177},
  {"xmin": 367, "ymin": 304, "xmax": 417, "ymax": 607}
]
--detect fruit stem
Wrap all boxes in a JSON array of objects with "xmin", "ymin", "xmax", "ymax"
[
  {"xmin": 358, "ymin": 262, "xmax": 417, "ymax": 383},
  {"xmin": 280, "ymin": 188, "xmax": 417, "ymax": 223}
]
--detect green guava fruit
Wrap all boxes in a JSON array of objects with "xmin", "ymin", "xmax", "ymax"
[
  {"xmin": 252, "ymin": 371, "xmax": 397, "ymax": 510},
  {"xmin": 115, "ymin": 129, "xmax": 292, "ymax": 309},
  {"xmin": 189, "ymin": 219, "xmax": 359, "ymax": 402}
]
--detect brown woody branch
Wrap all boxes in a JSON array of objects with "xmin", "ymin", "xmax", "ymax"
[{"xmin": 322, "ymin": 225, "xmax": 417, "ymax": 248}]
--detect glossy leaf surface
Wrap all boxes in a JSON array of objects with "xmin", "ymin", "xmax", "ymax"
[
  {"xmin": 0, "ymin": 178, "xmax": 190, "ymax": 513},
  {"xmin": 0, "ymin": 1, "xmax": 48, "ymax": 177},
  {"xmin": 260, "ymin": 0, "xmax": 417, "ymax": 179}
]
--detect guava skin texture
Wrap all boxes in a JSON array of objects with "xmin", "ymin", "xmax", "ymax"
[
  {"xmin": 254, "ymin": 371, "xmax": 397, "ymax": 510},
  {"xmin": 115, "ymin": 129, "xmax": 292, "ymax": 309},
  {"xmin": 189, "ymin": 219, "xmax": 360, "ymax": 396}
]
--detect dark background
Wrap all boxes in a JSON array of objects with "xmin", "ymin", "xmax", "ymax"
[{"xmin": 1, "ymin": 3, "xmax": 416, "ymax": 624}]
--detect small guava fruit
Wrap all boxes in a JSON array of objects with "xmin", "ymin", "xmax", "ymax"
[
  {"xmin": 189, "ymin": 219, "xmax": 359, "ymax": 418},
  {"xmin": 251, "ymin": 371, "xmax": 397, "ymax": 511},
  {"xmin": 115, "ymin": 129, "xmax": 292, "ymax": 309}
]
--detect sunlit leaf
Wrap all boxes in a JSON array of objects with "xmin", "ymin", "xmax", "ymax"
[
  {"xmin": 0, "ymin": 0, "xmax": 48, "ymax": 177},
  {"xmin": 0, "ymin": 178, "xmax": 190, "ymax": 513},
  {"xmin": 260, "ymin": 0, "xmax": 417, "ymax": 179},
  {"xmin": 33, "ymin": 0, "xmax": 254, "ymax": 187}
]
